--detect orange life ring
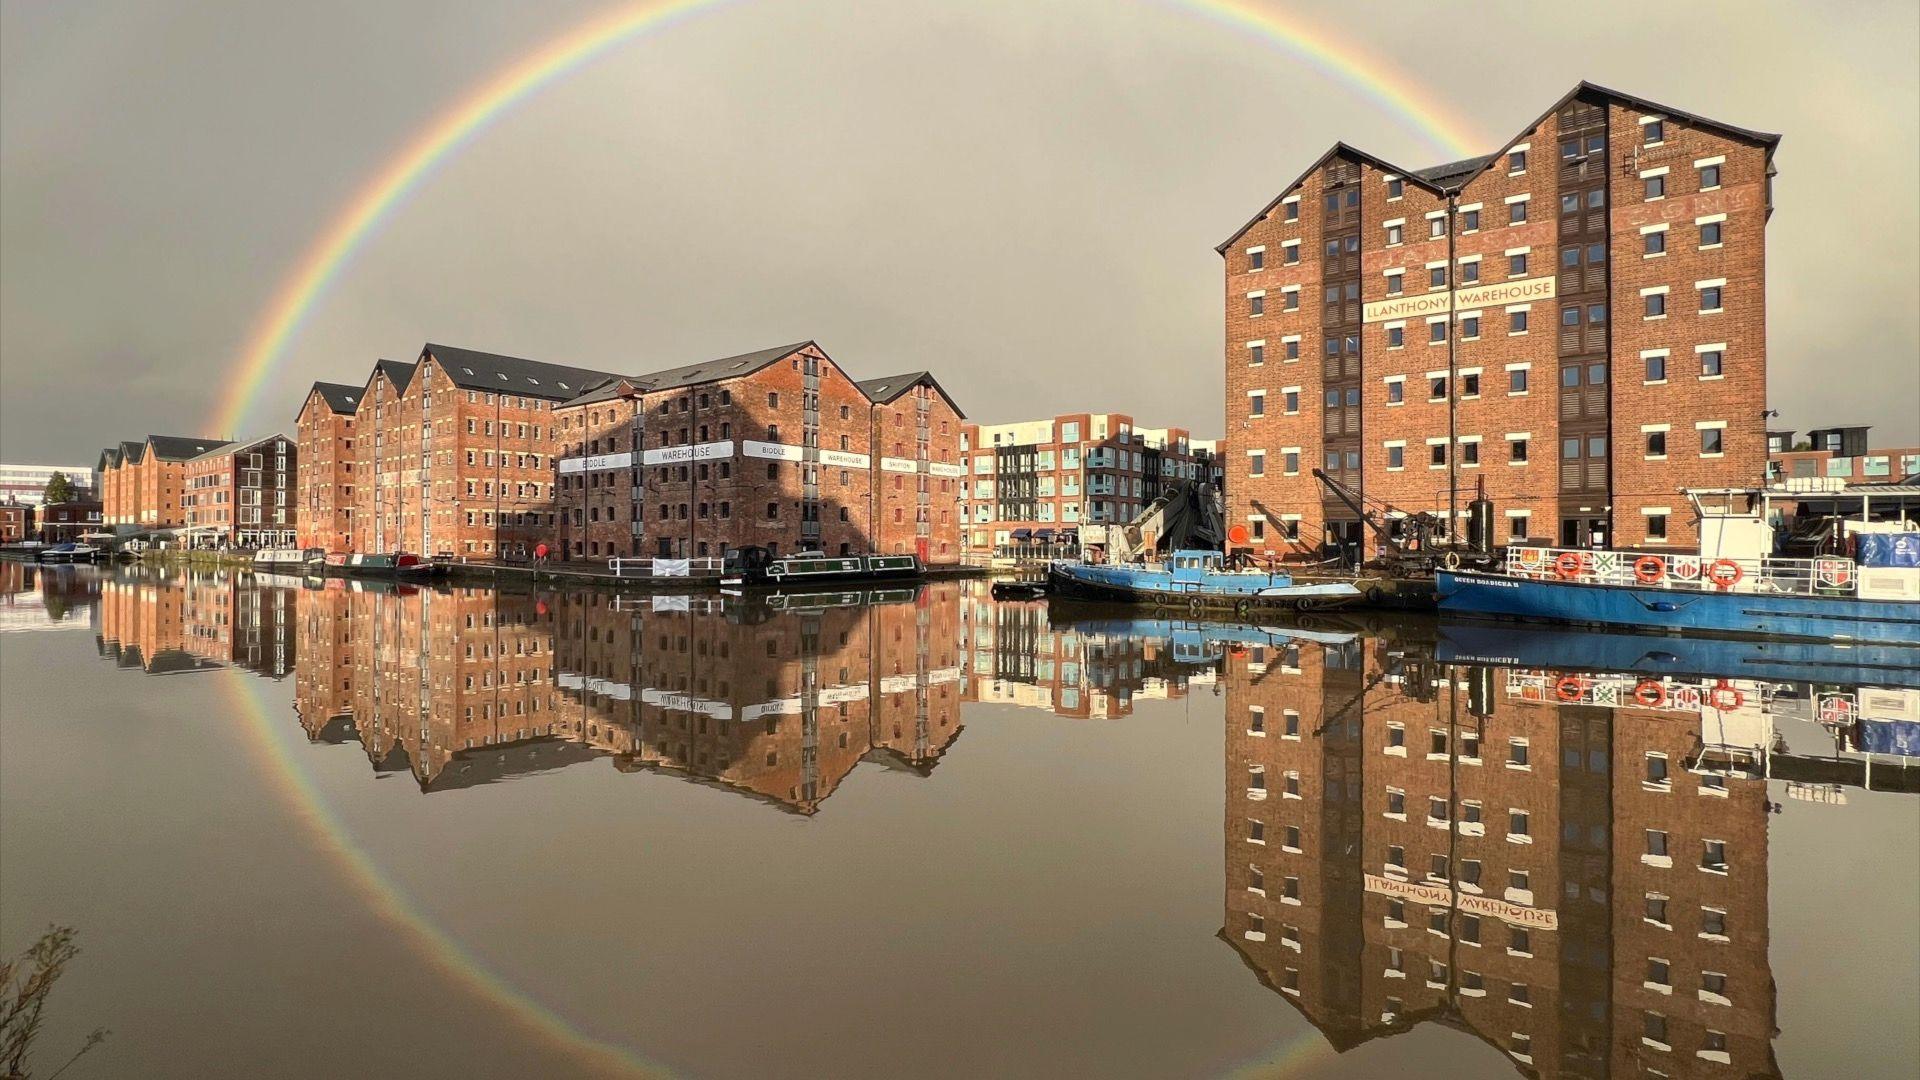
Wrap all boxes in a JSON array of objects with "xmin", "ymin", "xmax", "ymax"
[
  {"xmin": 1554, "ymin": 552, "xmax": 1586, "ymax": 580},
  {"xmin": 1709, "ymin": 681, "xmax": 1745, "ymax": 711},
  {"xmin": 1706, "ymin": 559, "xmax": 1743, "ymax": 590},
  {"xmin": 1633, "ymin": 680, "xmax": 1667, "ymax": 707},
  {"xmin": 1555, "ymin": 674, "xmax": 1587, "ymax": 702},
  {"xmin": 1633, "ymin": 556, "xmax": 1666, "ymax": 584}
]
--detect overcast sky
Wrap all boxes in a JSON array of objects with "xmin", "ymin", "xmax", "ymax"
[{"xmin": 3, "ymin": 0, "xmax": 1916, "ymax": 464}]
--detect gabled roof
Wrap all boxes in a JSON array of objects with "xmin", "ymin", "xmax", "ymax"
[
  {"xmin": 119, "ymin": 440, "xmax": 146, "ymax": 464},
  {"xmin": 421, "ymin": 343, "xmax": 619, "ymax": 401},
  {"xmin": 633, "ymin": 341, "xmax": 815, "ymax": 394},
  {"xmin": 373, "ymin": 359, "xmax": 417, "ymax": 393},
  {"xmin": 187, "ymin": 433, "xmax": 286, "ymax": 464},
  {"xmin": 856, "ymin": 371, "xmax": 968, "ymax": 418},
  {"xmin": 98, "ymin": 447, "xmax": 122, "ymax": 470},
  {"xmin": 1216, "ymin": 80, "xmax": 1783, "ymax": 256},
  {"xmin": 1410, "ymin": 154, "xmax": 1498, "ymax": 188},
  {"xmin": 1215, "ymin": 141, "xmax": 1444, "ymax": 254},
  {"xmin": 146, "ymin": 436, "xmax": 230, "ymax": 462},
  {"xmin": 554, "ymin": 377, "xmax": 643, "ymax": 410},
  {"xmin": 308, "ymin": 381, "xmax": 363, "ymax": 415}
]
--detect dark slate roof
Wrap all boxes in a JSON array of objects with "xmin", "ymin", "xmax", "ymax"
[
  {"xmin": 187, "ymin": 433, "xmax": 284, "ymax": 464},
  {"xmin": 312, "ymin": 381, "xmax": 363, "ymax": 414},
  {"xmin": 1411, "ymin": 154, "xmax": 1498, "ymax": 187},
  {"xmin": 421, "ymin": 343, "xmax": 619, "ymax": 401},
  {"xmin": 374, "ymin": 359, "xmax": 416, "ymax": 393},
  {"xmin": 856, "ymin": 371, "xmax": 967, "ymax": 419},
  {"xmin": 1216, "ymin": 80, "xmax": 1782, "ymax": 255},
  {"xmin": 554, "ymin": 377, "xmax": 639, "ymax": 409},
  {"xmin": 119, "ymin": 440, "xmax": 146, "ymax": 464},
  {"xmin": 147, "ymin": 436, "xmax": 230, "ymax": 462},
  {"xmin": 98, "ymin": 447, "xmax": 122, "ymax": 469},
  {"xmin": 634, "ymin": 341, "xmax": 813, "ymax": 393}
]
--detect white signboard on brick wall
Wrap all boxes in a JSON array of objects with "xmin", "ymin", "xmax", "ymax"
[
  {"xmin": 557, "ymin": 451, "xmax": 634, "ymax": 474},
  {"xmin": 1362, "ymin": 276, "xmax": 1557, "ymax": 324},
  {"xmin": 881, "ymin": 457, "xmax": 919, "ymax": 473},
  {"xmin": 928, "ymin": 462, "xmax": 967, "ymax": 478},
  {"xmin": 641, "ymin": 440, "xmax": 734, "ymax": 466}
]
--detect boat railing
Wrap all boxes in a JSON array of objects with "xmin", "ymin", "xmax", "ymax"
[{"xmin": 1503, "ymin": 546, "xmax": 1858, "ymax": 598}]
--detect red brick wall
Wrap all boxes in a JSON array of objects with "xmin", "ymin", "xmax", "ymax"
[
  {"xmin": 1223, "ymin": 89, "xmax": 1772, "ymax": 555},
  {"xmin": 296, "ymin": 394, "xmax": 357, "ymax": 551}
]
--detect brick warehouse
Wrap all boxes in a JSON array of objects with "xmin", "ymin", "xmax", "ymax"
[
  {"xmin": 97, "ymin": 434, "xmax": 232, "ymax": 531},
  {"xmin": 293, "ymin": 382, "xmax": 362, "ymax": 551},
  {"xmin": 302, "ymin": 340, "xmax": 964, "ymax": 563},
  {"xmin": 550, "ymin": 341, "xmax": 965, "ymax": 564},
  {"xmin": 1221, "ymin": 82, "xmax": 1776, "ymax": 554}
]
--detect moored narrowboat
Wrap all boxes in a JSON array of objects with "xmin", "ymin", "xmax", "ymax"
[{"xmin": 1048, "ymin": 549, "xmax": 1362, "ymax": 613}]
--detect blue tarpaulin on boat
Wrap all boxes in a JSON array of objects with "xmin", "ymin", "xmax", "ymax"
[
  {"xmin": 1859, "ymin": 718, "xmax": 1920, "ymax": 757},
  {"xmin": 1856, "ymin": 533, "xmax": 1920, "ymax": 568}
]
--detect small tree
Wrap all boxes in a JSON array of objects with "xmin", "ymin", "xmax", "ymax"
[
  {"xmin": 0, "ymin": 926, "xmax": 108, "ymax": 1079},
  {"xmin": 41, "ymin": 473, "xmax": 75, "ymax": 506}
]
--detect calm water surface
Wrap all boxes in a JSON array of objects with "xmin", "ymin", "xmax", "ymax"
[{"xmin": 2, "ymin": 562, "xmax": 1916, "ymax": 1079}]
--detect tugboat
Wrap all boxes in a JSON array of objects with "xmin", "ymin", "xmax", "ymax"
[
  {"xmin": 1046, "ymin": 481, "xmax": 1362, "ymax": 613},
  {"xmin": 1437, "ymin": 488, "xmax": 1920, "ymax": 645}
]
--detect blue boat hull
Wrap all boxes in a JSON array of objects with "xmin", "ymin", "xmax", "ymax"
[
  {"xmin": 1436, "ymin": 570, "xmax": 1920, "ymax": 646},
  {"xmin": 1436, "ymin": 620, "xmax": 1920, "ymax": 688}
]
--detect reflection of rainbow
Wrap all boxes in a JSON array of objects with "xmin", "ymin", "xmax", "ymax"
[
  {"xmin": 204, "ymin": 2, "xmax": 1484, "ymax": 1071},
  {"xmin": 222, "ymin": 672, "xmax": 664, "ymax": 1077},
  {"xmin": 207, "ymin": 0, "xmax": 1489, "ymax": 437}
]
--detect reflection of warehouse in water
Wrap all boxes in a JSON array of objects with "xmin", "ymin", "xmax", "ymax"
[
  {"xmin": 290, "ymin": 582, "xmax": 965, "ymax": 811},
  {"xmin": 1221, "ymin": 635, "xmax": 1785, "ymax": 1078}
]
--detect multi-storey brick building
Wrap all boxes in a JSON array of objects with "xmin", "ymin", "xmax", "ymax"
[
  {"xmin": 1222, "ymin": 82, "xmax": 1777, "ymax": 554},
  {"xmin": 345, "ymin": 346, "xmax": 618, "ymax": 559},
  {"xmin": 958, "ymin": 413, "xmax": 1221, "ymax": 555},
  {"xmin": 549, "ymin": 342, "xmax": 966, "ymax": 564},
  {"xmin": 182, "ymin": 434, "xmax": 297, "ymax": 548},
  {"xmin": 97, "ymin": 435, "xmax": 230, "ymax": 531},
  {"xmin": 291, "ymin": 578, "xmax": 965, "ymax": 805},
  {"xmin": 37, "ymin": 499, "xmax": 103, "ymax": 543},
  {"xmin": 1222, "ymin": 638, "xmax": 1778, "ymax": 1076},
  {"xmin": 0, "ymin": 503, "xmax": 30, "ymax": 543},
  {"xmin": 293, "ymin": 382, "xmax": 362, "ymax": 552}
]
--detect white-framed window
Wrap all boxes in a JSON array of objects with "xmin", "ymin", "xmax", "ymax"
[
  {"xmin": 1247, "ymin": 339, "xmax": 1266, "ymax": 366},
  {"xmin": 1642, "ymin": 285, "xmax": 1669, "ymax": 320},
  {"xmin": 1697, "ymin": 420, "xmax": 1727, "ymax": 457},
  {"xmin": 1642, "ymin": 348, "xmax": 1670, "ymax": 385},
  {"xmin": 1643, "ymin": 423, "xmax": 1671, "ymax": 460},
  {"xmin": 1281, "ymin": 448, "xmax": 1300, "ymax": 476},
  {"xmin": 1695, "ymin": 154, "xmax": 1725, "ymax": 191},
  {"xmin": 1505, "ymin": 192, "xmax": 1529, "ymax": 224},
  {"xmin": 1246, "ymin": 289, "xmax": 1265, "ymax": 316},
  {"xmin": 1281, "ymin": 385, "xmax": 1301, "ymax": 415},
  {"xmin": 1697, "ymin": 213, "xmax": 1726, "ymax": 250},
  {"xmin": 1384, "ymin": 439, "xmax": 1406, "ymax": 471},
  {"xmin": 1641, "ymin": 221, "xmax": 1669, "ymax": 257},
  {"xmin": 1245, "ymin": 245, "xmax": 1265, "ymax": 271},
  {"xmin": 1698, "ymin": 278, "xmax": 1726, "ymax": 314},
  {"xmin": 1282, "ymin": 239, "xmax": 1301, "ymax": 264},
  {"xmin": 1640, "ymin": 164, "xmax": 1670, "ymax": 200},
  {"xmin": 1247, "ymin": 389, "xmax": 1266, "ymax": 417},
  {"xmin": 1697, "ymin": 341, "xmax": 1727, "ymax": 380},
  {"xmin": 1246, "ymin": 449, "xmax": 1266, "ymax": 477}
]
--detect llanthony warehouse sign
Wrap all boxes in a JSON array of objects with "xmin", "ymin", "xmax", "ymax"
[{"xmin": 1361, "ymin": 276, "xmax": 1557, "ymax": 324}]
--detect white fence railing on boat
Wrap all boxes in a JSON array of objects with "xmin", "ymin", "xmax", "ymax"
[
  {"xmin": 607, "ymin": 557, "xmax": 727, "ymax": 579},
  {"xmin": 1504, "ymin": 546, "xmax": 1858, "ymax": 597}
]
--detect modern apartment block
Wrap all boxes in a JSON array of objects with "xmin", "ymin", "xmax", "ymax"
[
  {"xmin": 549, "ymin": 342, "xmax": 965, "ymax": 563},
  {"xmin": 0, "ymin": 462, "xmax": 94, "ymax": 507},
  {"xmin": 1221, "ymin": 82, "xmax": 1776, "ymax": 553},
  {"xmin": 294, "ymin": 382, "xmax": 362, "ymax": 551},
  {"xmin": 958, "ymin": 413, "xmax": 1221, "ymax": 553},
  {"xmin": 1224, "ymin": 639, "xmax": 1776, "ymax": 1075},
  {"xmin": 1767, "ymin": 424, "xmax": 1920, "ymax": 488},
  {"xmin": 97, "ymin": 435, "xmax": 232, "ymax": 531},
  {"xmin": 182, "ymin": 434, "xmax": 298, "ymax": 548}
]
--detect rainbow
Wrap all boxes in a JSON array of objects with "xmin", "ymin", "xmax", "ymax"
[
  {"xmin": 221, "ymin": 669, "xmax": 666, "ymax": 1077},
  {"xmin": 207, "ymin": 0, "xmax": 1489, "ymax": 437},
  {"xmin": 198, "ymin": 2, "xmax": 1488, "ymax": 1071}
]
